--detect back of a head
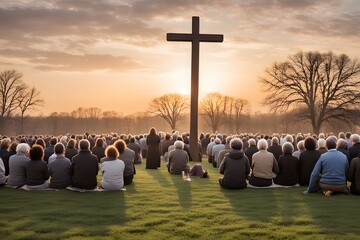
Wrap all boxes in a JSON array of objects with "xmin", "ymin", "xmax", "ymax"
[
  {"xmin": 230, "ymin": 138, "xmax": 243, "ymax": 150},
  {"xmin": 0, "ymin": 138, "xmax": 11, "ymax": 149},
  {"xmin": 130, "ymin": 137, "xmax": 135, "ymax": 143},
  {"xmin": 257, "ymin": 139, "xmax": 268, "ymax": 150},
  {"xmin": 271, "ymin": 137, "xmax": 279, "ymax": 146},
  {"xmin": 95, "ymin": 138, "xmax": 104, "ymax": 147},
  {"xmin": 216, "ymin": 134, "xmax": 223, "ymax": 141},
  {"xmin": 318, "ymin": 138, "xmax": 327, "ymax": 149},
  {"xmin": 149, "ymin": 127, "xmax": 156, "ymax": 135},
  {"xmin": 337, "ymin": 138, "xmax": 347, "ymax": 149},
  {"xmin": 338, "ymin": 132, "xmax": 346, "ymax": 139},
  {"xmin": 282, "ymin": 142, "xmax": 294, "ymax": 154},
  {"xmin": 29, "ymin": 144, "xmax": 44, "ymax": 161},
  {"xmin": 351, "ymin": 134, "xmax": 360, "ymax": 144},
  {"xmin": 304, "ymin": 137, "xmax": 316, "ymax": 151},
  {"xmin": 114, "ymin": 139, "xmax": 126, "ymax": 154},
  {"xmin": 50, "ymin": 137, "xmax": 58, "ymax": 146},
  {"xmin": 285, "ymin": 134, "xmax": 293, "ymax": 143},
  {"xmin": 79, "ymin": 139, "xmax": 90, "ymax": 151},
  {"xmin": 297, "ymin": 140, "xmax": 305, "ymax": 150},
  {"xmin": 105, "ymin": 145, "xmax": 119, "ymax": 159},
  {"xmin": 226, "ymin": 136, "xmax": 232, "ymax": 145},
  {"xmin": 319, "ymin": 133, "xmax": 325, "ymax": 139},
  {"xmin": 174, "ymin": 140, "xmax": 184, "ymax": 150},
  {"xmin": 54, "ymin": 143, "xmax": 65, "ymax": 155},
  {"xmin": 16, "ymin": 143, "xmax": 30, "ymax": 154},
  {"xmin": 214, "ymin": 138, "xmax": 221, "ymax": 145},
  {"xmin": 67, "ymin": 139, "xmax": 76, "ymax": 149},
  {"xmin": 326, "ymin": 137, "xmax": 336, "ymax": 150},
  {"xmin": 248, "ymin": 138, "xmax": 256, "ymax": 146}
]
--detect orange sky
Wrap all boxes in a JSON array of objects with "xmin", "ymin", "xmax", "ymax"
[{"xmin": 0, "ymin": 0, "xmax": 360, "ymax": 115}]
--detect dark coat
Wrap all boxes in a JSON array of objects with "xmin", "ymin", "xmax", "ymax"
[
  {"xmin": 0, "ymin": 148, "xmax": 11, "ymax": 176},
  {"xmin": 337, "ymin": 148, "xmax": 350, "ymax": 164},
  {"xmin": 244, "ymin": 145, "xmax": 259, "ymax": 167},
  {"xmin": 25, "ymin": 160, "xmax": 49, "ymax": 186},
  {"xmin": 219, "ymin": 150, "xmax": 250, "ymax": 189},
  {"xmin": 349, "ymin": 142, "xmax": 360, "ymax": 163},
  {"xmin": 146, "ymin": 134, "xmax": 161, "ymax": 169},
  {"xmin": 44, "ymin": 146, "xmax": 55, "ymax": 163},
  {"xmin": 71, "ymin": 150, "xmax": 99, "ymax": 189},
  {"xmin": 348, "ymin": 157, "xmax": 360, "ymax": 194},
  {"xmin": 65, "ymin": 148, "xmax": 78, "ymax": 161},
  {"xmin": 268, "ymin": 144, "xmax": 283, "ymax": 162},
  {"xmin": 201, "ymin": 137, "xmax": 210, "ymax": 155},
  {"xmin": 92, "ymin": 146, "xmax": 106, "ymax": 162},
  {"xmin": 298, "ymin": 150, "xmax": 321, "ymax": 186},
  {"xmin": 160, "ymin": 139, "xmax": 173, "ymax": 156},
  {"xmin": 274, "ymin": 153, "xmax": 299, "ymax": 186}
]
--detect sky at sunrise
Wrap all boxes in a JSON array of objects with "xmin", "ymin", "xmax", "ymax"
[{"xmin": 0, "ymin": 0, "xmax": 360, "ymax": 115}]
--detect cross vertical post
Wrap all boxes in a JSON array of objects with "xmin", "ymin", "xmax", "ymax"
[{"xmin": 167, "ymin": 16, "xmax": 223, "ymax": 162}]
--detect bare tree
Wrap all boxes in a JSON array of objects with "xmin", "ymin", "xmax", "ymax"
[
  {"xmin": 260, "ymin": 51, "xmax": 360, "ymax": 134},
  {"xmin": 17, "ymin": 86, "xmax": 44, "ymax": 133},
  {"xmin": 225, "ymin": 97, "xmax": 250, "ymax": 133},
  {"xmin": 148, "ymin": 93, "xmax": 188, "ymax": 131},
  {"xmin": 200, "ymin": 93, "xmax": 227, "ymax": 133}
]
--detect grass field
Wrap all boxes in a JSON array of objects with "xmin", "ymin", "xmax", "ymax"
[{"xmin": 1, "ymin": 159, "xmax": 360, "ymax": 240}]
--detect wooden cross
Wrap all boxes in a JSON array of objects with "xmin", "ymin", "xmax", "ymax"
[{"xmin": 167, "ymin": 16, "xmax": 223, "ymax": 162}]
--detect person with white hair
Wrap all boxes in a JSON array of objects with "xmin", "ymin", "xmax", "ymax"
[
  {"xmin": 244, "ymin": 138, "xmax": 258, "ymax": 167},
  {"xmin": 337, "ymin": 138, "xmax": 350, "ymax": 163},
  {"xmin": 292, "ymin": 140, "xmax": 305, "ymax": 159},
  {"xmin": 217, "ymin": 136, "xmax": 233, "ymax": 167},
  {"xmin": 0, "ymin": 157, "xmax": 5, "ymax": 185},
  {"xmin": 349, "ymin": 134, "xmax": 360, "ymax": 162},
  {"xmin": 206, "ymin": 137, "xmax": 216, "ymax": 163},
  {"xmin": 168, "ymin": 140, "xmax": 190, "ymax": 174},
  {"xmin": 71, "ymin": 139, "xmax": 99, "ymax": 190},
  {"xmin": 7, "ymin": 143, "xmax": 30, "ymax": 188},
  {"xmin": 317, "ymin": 138, "xmax": 328, "ymax": 155},
  {"xmin": 274, "ymin": 142, "xmax": 299, "ymax": 186},
  {"xmin": 219, "ymin": 138, "xmax": 250, "ymax": 189},
  {"xmin": 249, "ymin": 139, "xmax": 279, "ymax": 187},
  {"xmin": 212, "ymin": 138, "xmax": 225, "ymax": 168}
]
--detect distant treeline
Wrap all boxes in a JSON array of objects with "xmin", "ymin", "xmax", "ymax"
[{"xmin": 1, "ymin": 109, "xmax": 359, "ymax": 136}]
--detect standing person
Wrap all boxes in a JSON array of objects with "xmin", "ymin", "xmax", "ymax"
[
  {"xmin": 146, "ymin": 127, "xmax": 161, "ymax": 169},
  {"xmin": 100, "ymin": 146, "xmax": 125, "ymax": 191},
  {"xmin": 298, "ymin": 137, "xmax": 321, "ymax": 186},
  {"xmin": 305, "ymin": 137, "xmax": 349, "ymax": 196},
  {"xmin": 219, "ymin": 138, "xmax": 250, "ymax": 189},
  {"xmin": 7, "ymin": 143, "xmax": 30, "ymax": 188},
  {"xmin": 24, "ymin": 145, "xmax": 49, "ymax": 190},
  {"xmin": 71, "ymin": 139, "xmax": 99, "ymax": 190},
  {"xmin": 48, "ymin": 143, "xmax": 72, "ymax": 189}
]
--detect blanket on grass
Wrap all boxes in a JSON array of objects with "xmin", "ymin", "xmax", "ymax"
[
  {"xmin": 66, "ymin": 186, "xmax": 126, "ymax": 192},
  {"xmin": 247, "ymin": 182, "xmax": 300, "ymax": 188}
]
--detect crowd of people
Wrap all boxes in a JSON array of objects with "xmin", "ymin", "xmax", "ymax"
[{"xmin": 1, "ymin": 129, "xmax": 360, "ymax": 196}]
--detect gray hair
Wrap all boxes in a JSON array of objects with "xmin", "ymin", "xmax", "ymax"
[
  {"xmin": 174, "ymin": 140, "xmax": 184, "ymax": 149},
  {"xmin": 318, "ymin": 138, "xmax": 326, "ymax": 148},
  {"xmin": 226, "ymin": 136, "xmax": 233, "ymax": 145},
  {"xmin": 319, "ymin": 133, "xmax": 325, "ymax": 139},
  {"xmin": 351, "ymin": 134, "xmax": 360, "ymax": 143},
  {"xmin": 230, "ymin": 138, "xmax": 243, "ymax": 150},
  {"xmin": 297, "ymin": 140, "xmax": 305, "ymax": 150},
  {"xmin": 282, "ymin": 142, "xmax": 294, "ymax": 154},
  {"xmin": 337, "ymin": 138, "xmax": 347, "ymax": 149},
  {"xmin": 79, "ymin": 139, "xmax": 90, "ymax": 150},
  {"xmin": 257, "ymin": 139, "xmax": 268, "ymax": 150},
  {"xmin": 285, "ymin": 134, "xmax": 293, "ymax": 143},
  {"xmin": 214, "ymin": 138, "xmax": 221, "ymax": 144},
  {"xmin": 248, "ymin": 138, "xmax": 256, "ymax": 146},
  {"xmin": 16, "ymin": 143, "xmax": 30, "ymax": 154}
]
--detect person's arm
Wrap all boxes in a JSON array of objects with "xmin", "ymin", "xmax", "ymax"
[
  {"xmin": 272, "ymin": 157, "xmax": 279, "ymax": 175},
  {"xmin": 348, "ymin": 159, "xmax": 355, "ymax": 182},
  {"xmin": 219, "ymin": 158, "xmax": 226, "ymax": 174},
  {"xmin": 307, "ymin": 159, "xmax": 322, "ymax": 193},
  {"xmin": 43, "ymin": 163, "xmax": 50, "ymax": 180}
]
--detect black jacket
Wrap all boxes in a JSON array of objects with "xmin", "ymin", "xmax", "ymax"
[{"xmin": 71, "ymin": 150, "xmax": 99, "ymax": 189}]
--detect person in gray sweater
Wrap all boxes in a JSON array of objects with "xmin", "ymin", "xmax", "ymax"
[
  {"xmin": 168, "ymin": 141, "xmax": 190, "ymax": 174},
  {"xmin": 7, "ymin": 143, "xmax": 30, "ymax": 188},
  {"xmin": 48, "ymin": 143, "xmax": 72, "ymax": 188},
  {"xmin": 219, "ymin": 138, "xmax": 250, "ymax": 189}
]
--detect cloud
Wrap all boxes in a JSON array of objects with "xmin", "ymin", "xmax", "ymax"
[{"xmin": 0, "ymin": 49, "xmax": 141, "ymax": 72}]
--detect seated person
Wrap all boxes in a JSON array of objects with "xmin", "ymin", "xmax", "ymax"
[
  {"xmin": 24, "ymin": 145, "xmax": 49, "ymax": 190},
  {"xmin": 0, "ymin": 158, "xmax": 5, "ymax": 185},
  {"xmin": 189, "ymin": 164, "xmax": 208, "ymax": 178},
  {"xmin": 101, "ymin": 146, "xmax": 125, "ymax": 191},
  {"xmin": 274, "ymin": 142, "xmax": 299, "ymax": 186},
  {"xmin": 348, "ymin": 153, "xmax": 360, "ymax": 195},
  {"xmin": 48, "ymin": 143, "xmax": 72, "ymax": 189},
  {"xmin": 113, "ymin": 139, "xmax": 135, "ymax": 185},
  {"xmin": 219, "ymin": 138, "xmax": 250, "ymax": 189},
  {"xmin": 7, "ymin": 143, "xmax": 31, "ymax": 188},
  {"xmin": 305, "ymin": 137, "xmax": 349, "ymax": 196},
  {"xmin": 249, "ymin": 139, "xmax": 279, "ymax": 187},
  {"xmin": 168, "ymin": 141, "xmax": 190, "ymax": 174},
  {"xmin": 71, "ymin": 139, "xmax": 99, "ymax": 190}
]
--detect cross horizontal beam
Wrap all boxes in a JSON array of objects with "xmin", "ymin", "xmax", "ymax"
[{"xmin": 167, "ymin": 33, "xmax": 223, "ymax": 42}]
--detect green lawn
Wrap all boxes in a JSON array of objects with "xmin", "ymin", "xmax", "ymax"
[{"xmin": 1, "ymin": 160, "xmax": 360, "ymax": 240}]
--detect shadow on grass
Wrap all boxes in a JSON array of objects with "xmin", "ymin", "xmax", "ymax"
[{"xmin": 0, "ymin": 188, "xmax": 128, "ymax": 239}]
